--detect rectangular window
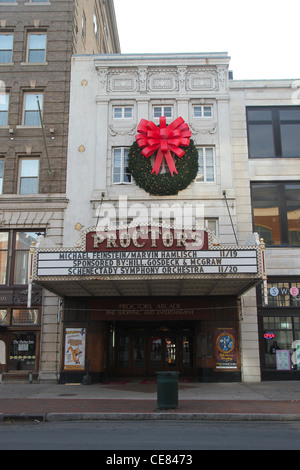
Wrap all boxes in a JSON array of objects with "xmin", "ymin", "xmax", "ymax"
[
  {"xmin": 0, "ymin": 231, "xmax": 9, "ymax": 285},
  {"xmin": 9, "ymin": 332, "xmax": 37, "ymax": 371},
  {"xmin": 193, "ymin": 105, "xmax": 212, "ymax": 118},
  {"xmin": 13, "ymin": 232, "xmax": 41, "ymax": 284},
  {"xmin": 19, "ymin": 158, "xmax": 39, "ymax": 194},
  {"xmin": 251, "ymin": 182, "xmax": 300, "ymax": 246},
  {"xmin": 196, "ymin": 147, "xmax": 215, "ymax": 182},
  {"xmin": 93, "ymin": 13, "xmax": 99, "ymax": 42},
  {"xmin": 113, "ymin": 106, "xmax": 133, "ymax": 119},
  {"xmin": 23, "ymin": 93, "xmax": 43, "ymax": 126},
  {"xmin": 0, "ymin": 158, "xmax": 4, "ymax": 194},
  {"xmin": 27, "ymin": 33, "xmax": 46, "ymax": 63},
  {"xmin": 153, "ymin": 106, "xmax": 173, "ymax": 119},
  {"xmin": 0, "ymin": 93, "xmax": 9, "ymax": 126},
  {"xmin": 82, "ymin": 12, "xmax": 86, "ymax": 40},
  {"xmin": 0, "ymin": 34, "xmax": 13, "ymax": 63},
  {"xmin": 247, "ymin": 106, "xmax": 300, "ymax": 158},
  {"xmin": 113, "ymin": 148, "xmax": 131, "ymax": 184}
]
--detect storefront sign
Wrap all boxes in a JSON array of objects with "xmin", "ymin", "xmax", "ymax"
[
  {"xmin": 36, "ymin": 249, "xmax": 258, "ymax": 278},
  {"xmin": 86, "ymin": 227, "xmax": 208, "ymax": 252},
  {"xmin": 64, "ymin": 328, "xmax": 86, "ymax": 370},
  {"xmin": 215, "ymin": 328, "xmax": 237, "ymax": 369}
]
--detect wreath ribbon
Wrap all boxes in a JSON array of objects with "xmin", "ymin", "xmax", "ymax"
[{"xmin": 135, "ymin": 116, "xmax": 192, "ymax": 176}]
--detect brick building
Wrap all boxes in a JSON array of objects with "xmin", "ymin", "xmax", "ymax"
[{"xmin": 0, "ymin": 0, "xmax": 120, "ymax": 382}]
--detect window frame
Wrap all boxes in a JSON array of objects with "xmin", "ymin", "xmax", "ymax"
[
  {"xmin": 193, "ymin": 105, "xmax": 213, "ymax": 118},
  {"xmin": 153, "ymin": 105, "xmax": 173, "ymax": 119},
  {"xmin": 113, "ymin": 106, "xmax": 133, "ymax": 119},
  {"xmin": 0, "ymin": 33, "xmax": 14, "ymax": 64},
  {"xmin": 26, "ymin": 32, "xmax": 47, "ymax": 63},
  {"xmin": 247, "ymin": 106, "xmax": 300, "ymax": 158},
  {"xmin": 18, "ymin": 157, "xmax": 39, "ymax": 195},
  {"xmin": 0, "ymin": 92, "xmax": 9, "ymax": 126},
  {"xmin": 22, "ymin": 92, "xmax": 43, "ymax": 126},
  {"xmin": 112, "ymin": 147, "xmax": 132, "ymax": 185},
  {"xmin": 196, "ymin": 147, "xmax": 216, "ymax": 183},
  {"xmin": 251, "ymin": 181, "xmax": 300, "ymax": 247},
  {"xmin": 0, "ymin": 229, "xmax": 45, "ymax": 287}
]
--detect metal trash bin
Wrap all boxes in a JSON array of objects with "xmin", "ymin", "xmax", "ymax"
[{"xmin": 156, "ymin": 371, "xmax": 179, "ymax": 409}]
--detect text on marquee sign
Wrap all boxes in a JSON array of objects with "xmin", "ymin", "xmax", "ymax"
[{"xmin": 36, "ymin": 249, "xmax": 258, "ymax": 277}]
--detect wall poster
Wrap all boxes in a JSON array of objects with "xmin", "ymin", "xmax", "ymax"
[
  {"xmin": 64, "ymin": 328, "xmax": 86, "ymax": 370},
  {"xmin": 215, "ymin": 328, "xmax": 237, "ymax": 369}
]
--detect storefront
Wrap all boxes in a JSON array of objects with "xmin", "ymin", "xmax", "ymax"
[
  {"xmin": 0, "ymin": 230, "xmax": 43, "ymax": 380},
  {"xmin": 32, "ymin": 225, "xmax": 263, "ymax": 383},
  {"xmin": 258, "ymin": 278, "xmax": 300, "ymax": 380}
]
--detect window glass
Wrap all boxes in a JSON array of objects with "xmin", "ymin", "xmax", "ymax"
[
  {"xmin": 247, "ymin": 106, "xmax": 300, "ymax": 158},
  {"xmin": 19, "ymin": 158, "xmax": 39, "ymax": 194},
  {"xmin": 252, "ymin": 183, "xmax": 281, "ymax": 245},
  {"xmin": 248, "ymin": 124, "xmax": 275, "ymax": 158},
  {"xmin": 0, "ymin": 310, "xmax": 8, "ymax": 325},
  {"xmin": 11, "ymin": 309, "xmax": 38, "ymax": 325},
  {"xmin": 0, "ymin": 34, "xmax": 13, "ymax": 63},
  {"xmin": 0, "ymin": 159, "xmax": 4, "ymax": 194},
  {"xmin": 14, "ymin": 231, "xmax": 41, "ymax": 284},
  {"xmin": 0, "ymin": 232, "xmax": 9, "ymax": 285},
  {"xmin": 285, "ymin": 184, "xmax": 300, "ymax": 245},
  {"xmin": 113, "ymin": 148, "xmax": 131, "ymax": 184},
  {"xmin": 196, "ymin": 148, "xmax": 215, "ymax": 183},
  {"xmin": 24, "ymin": 93, "xmax": 43, "ymax": 126},
  {"xmin": 0, "ymin": 94, "xmax": 9, "ymax": 126},
  {"xmin": 28, "ymin": 33, "xmax": 46, "ymax": 63},
  {"xmin": 280, "ymin": 123, "xmax": 300, "ymax": 157},
  {"xmin": 9, "ymin": 333, "xmax": 37, "ymax": 371}
]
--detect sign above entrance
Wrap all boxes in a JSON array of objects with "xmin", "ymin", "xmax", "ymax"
[
  {"xmin": 86, "ymin": 226, "xmax": 208, "ymax": 252},
  {"xmin": 31, "ymin": 225, "xmax": 264, "ymax": 298}
]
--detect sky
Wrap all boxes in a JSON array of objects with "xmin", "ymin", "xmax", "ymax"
[{"xmin": 114, "ymin": 0, "xmax": 300, "ymax": 80}]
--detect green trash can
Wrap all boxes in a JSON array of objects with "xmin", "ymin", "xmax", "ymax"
[{"xmin": 156, "ymin": 371, "xmax": 179, "ymax": 409}]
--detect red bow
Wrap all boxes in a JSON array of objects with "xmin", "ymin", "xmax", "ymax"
[{"xmin": 135, "ymin": 116, "xmax": 191, "ymax": 176}]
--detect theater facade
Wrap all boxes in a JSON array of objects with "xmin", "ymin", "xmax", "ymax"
[{"xmin": 28, "ymin": 52, "xmax": 270, "ymax": 383}]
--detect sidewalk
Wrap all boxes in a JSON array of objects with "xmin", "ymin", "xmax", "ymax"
[{"xmin": 1, "ymin": 378, "xmax": 300, "ymax": 422}]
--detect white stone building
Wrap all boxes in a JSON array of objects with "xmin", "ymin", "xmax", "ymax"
[{"xmin": 32, "ymin": 53, "xmax": 300, "ymax": 383}]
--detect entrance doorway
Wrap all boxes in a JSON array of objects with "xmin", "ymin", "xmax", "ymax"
[{"xmin": 115, "ymin": 322, "xmax": 195, "ymax": 377}]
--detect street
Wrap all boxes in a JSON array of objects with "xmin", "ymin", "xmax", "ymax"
[{"xmin": 0, "ymin": 419, "xmax": 300, "ymax": 451}]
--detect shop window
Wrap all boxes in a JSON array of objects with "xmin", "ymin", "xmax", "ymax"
[
  {"xmin": 19, "ymin": 158, "xmax": 39, "ymax": 194},
  {"xmin": 0, "ymin": 93, "xmax": 9, "ymax": 126},
  {"xmin": 251, "ymin": 182, "xmax": 300, "ymax": 246},
  {"xmin": 0, "ymin": 310, "xmax": 8, "ymax": 325},
  {"xmin": 112, "ymin": 147, "xmax": 131, "ymax": 184},
  {"xmin": 9, "ymin": 332, "xmax": 37, "ymax": 371},
  {"xmin": 11, "ymin": 309, "xmax": 39, "ymax": 325},
  {"xmin": 247, "ymin": 106, "xmax": 300, "ymax": 158},
  {"xmin": 0, "ymin": 230, "xmax": 44, "ymax": 286},
  {"xmin": 0, "ymin": 231, "xmax": 9, "ymax": 285},
  {"xmin": 196, "ymin": 147, "xmax": 215, "ymax": 183},
  {"xmin": 27, "ymin": 33, "xmax": 46, "ymax": 63},
  {"xmin": 0, "ymin": 34, "xmax": 13, "ymax": 63},
  {"xmin": 262, "ymin": 281, "xmax": 300, "ymax": 307}
]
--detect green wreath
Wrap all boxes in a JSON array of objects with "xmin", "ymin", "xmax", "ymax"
[{"xmin": 128, "ymin": 139, "xmax": 199, "ymax": 196}]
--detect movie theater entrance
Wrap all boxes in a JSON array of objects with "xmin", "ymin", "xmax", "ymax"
[{"xmin": 115, "ymin": 322, "xmax": 195, "ymax": 377}]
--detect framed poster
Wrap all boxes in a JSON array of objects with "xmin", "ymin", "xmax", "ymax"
[
  {"xmin": 215, "ymin": 328, "xmax": 237, "ymax": 369},
  {"xmin": 64, "ymin": 328, "xmax": 86, "ymax": 370},
  {"xmin": 276, "ymin": 349, "xmax": 291, "ymax": 370}
]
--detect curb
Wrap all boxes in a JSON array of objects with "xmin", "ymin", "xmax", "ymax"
[{"xmin": 2, "ymin": 412, "xmax": 300, "ymax": 422}]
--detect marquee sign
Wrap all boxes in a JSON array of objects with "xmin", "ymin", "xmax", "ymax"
[{"xmin": 32, "ymin": 226, "xmax": 263, "ymax": 285}]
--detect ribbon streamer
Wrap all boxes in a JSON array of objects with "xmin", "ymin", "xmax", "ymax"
[{"xmin": 135, "ymin": 116, "xmax": 191, "ymax": 176}]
